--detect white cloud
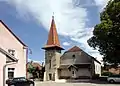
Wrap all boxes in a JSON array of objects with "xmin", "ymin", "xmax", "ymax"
[
  {"xmin": 28, "ymin": 58, "xmax": 32, "ymax": 62},
  {"xmin": 1, "ymin": 0, "xmax": 110, "ymax": 61},
  {"xmin": 2, "ymin": 0, "xmax": 87, "ymax": 36},
  {"xmin": 28, "ymin": 58, "xmax": 43, "ymax": 64},
  {"xmin": 70, "ymin": 27, "xmax": 103, "ymax": 61},
  {"xmin": 32, "ymin": 60, "xmax": 41, "ymax": 63},
  {"xmin": 94, "ymin": 0, "xmax": 110, "ymax": 11},
  {"xmin": 63, "ymin": 42, "xmax": 71, "ymax": 46}
]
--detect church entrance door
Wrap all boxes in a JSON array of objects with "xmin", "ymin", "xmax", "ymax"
[{"xmin": 49, "ymin": 74, "xmax": 52, "ymax": 80}]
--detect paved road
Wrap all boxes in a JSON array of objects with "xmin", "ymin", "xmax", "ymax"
[{"xmin": 35, "ymin": 81, "xmax": 120, "ymax": 86}]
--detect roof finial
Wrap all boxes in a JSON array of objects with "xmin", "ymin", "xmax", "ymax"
[{"xmin": 52, "ymin": 12, "xmax": 54, "ymax": 19}]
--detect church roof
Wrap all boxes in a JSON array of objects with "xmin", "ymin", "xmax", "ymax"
[
  {"xmin": 27, "ymin": 62, "xmax": 42, "ymax": 70},
  {"xmin": 42, "ymin": 16, "xmax": 64, "ymax": 50},
  {"xmin": 66, "ymin": 46, "xmax": 82, "ymax": 52}
]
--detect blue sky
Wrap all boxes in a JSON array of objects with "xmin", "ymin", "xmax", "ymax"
[{"xmin": 0, "ymin": 0, "xmax": 109, "ymax": 64}]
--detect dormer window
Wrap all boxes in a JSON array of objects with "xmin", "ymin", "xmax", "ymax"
[{"xmin": 8, "ymin": 49, "xmax": 15, "ymax": 56}]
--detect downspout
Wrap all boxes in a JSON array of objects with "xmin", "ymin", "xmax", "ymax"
[
  {"xmin": 24, "ymin": 47, "xmax": 28, "ymax": 79},
  {"xmin": 3, "ymin": 61, "xmax": 18, "ymax": 86},
  {"xmin": 26, "ymin": 48, "xmax": 32, "ymax": 79}
]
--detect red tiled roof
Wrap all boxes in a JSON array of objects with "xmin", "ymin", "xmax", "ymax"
[
  {"xmin": 0, "ymin": 20, "xmax": 27, "ymax": 47},
  {"xmin": 27, "ymin": 62, "xmax": 42, "ymax": 70},
  {"xmin": 32, "ymin": 62, "xmax": 42, "ymax": 70},
  {"xmin": 42, "ymin": 16, "xmax": 64, "ymax": 50},
  {"xmin": 66, "ymin": 46, "xmax": 82, "ymax": 52}
]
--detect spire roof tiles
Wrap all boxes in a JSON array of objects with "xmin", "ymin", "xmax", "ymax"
[{"xmin": 42, "ymin": 16, "xmax": 64, "ymax": 50}]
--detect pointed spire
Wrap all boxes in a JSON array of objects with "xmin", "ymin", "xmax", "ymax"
[{"xmin": 42, "ymin": 16, "xmax": 64, "ymax": 50}]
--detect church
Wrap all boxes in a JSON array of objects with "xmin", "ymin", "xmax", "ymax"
[{"xmin": 42, "ymin": 16, "xmax": 101, "ymax": 82}]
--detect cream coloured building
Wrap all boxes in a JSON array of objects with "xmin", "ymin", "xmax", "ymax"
[
  {"xmin": 0, "ymin": 20, "xmax": 27, "ymax": 86},
  {"xmin": 59, "ymin": 46, "xmax": 101, "ymax": 79},
  {"xmin": 42, "ymin": 16, "xmax": 101, "ymax": 82}
]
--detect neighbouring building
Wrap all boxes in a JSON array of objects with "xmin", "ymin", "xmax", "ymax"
[
  {"xmin": 0, "ymin": 20, "xmax": 27, "ymax": 86},
  {"xmin": 102, "ymin": 65, "xmax": 120, "ymax": 75},
  {"xmin": 27, "ymin": 61, "xmax": 45, "ymax": 80},
  {"xmin": 59, "ymin": 46, "xmax": 101, "ymax": 79},
  {"xmin": 42, "ymin": 16, "xmax": 101, "ymax": 82},
  {"xmin": 108, "ymin": 67, "xmax": 120, "ymax": 74}
]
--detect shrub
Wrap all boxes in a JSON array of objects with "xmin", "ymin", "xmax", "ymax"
[{"xmin": 101, "ymin": 72, "xmax": 113, "ymax": 76}]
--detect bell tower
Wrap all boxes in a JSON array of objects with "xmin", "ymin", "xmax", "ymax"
[{"xmin": 42, "ymin": 16, "xmax": 64, "ymax": 81}]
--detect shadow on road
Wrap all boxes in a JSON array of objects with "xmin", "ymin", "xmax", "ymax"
[{"xmin": 66, "ymin": 79, "xmax": 120, "ymax": 84}]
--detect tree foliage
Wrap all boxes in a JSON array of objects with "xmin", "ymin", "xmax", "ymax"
[
  {"xmin": 87, "ymin": 0, "xmax": 120, "ymax": 66},
  {"xmin": 27, "ymin": 61, "xmax": 45, "ymax": 79},
  {"xmin": 27, "ymin": 63, "xmax": 36, "ymax": 74}
]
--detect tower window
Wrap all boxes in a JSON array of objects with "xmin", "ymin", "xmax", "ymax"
[
  {"xmin": 57, "ymin": 50, "xmax": 61, "ymax": 53},
  {"xmin": 49, "ymin": 60, "xmax": 51, "ymax": 69}
]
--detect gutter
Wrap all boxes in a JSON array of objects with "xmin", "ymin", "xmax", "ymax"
[{"xmin": 3, "ymin": 60, "xmax": 18, "ymax": 86}]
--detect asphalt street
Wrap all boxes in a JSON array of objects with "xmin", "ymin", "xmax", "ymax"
[{"xmin": 35, "ymin": 81, "xmax": 120, "ymax": 86}]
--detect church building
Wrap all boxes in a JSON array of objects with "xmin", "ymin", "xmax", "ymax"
[{"xmin": 42, "ymin": 16, "xmax": 101, "ymax": 82}]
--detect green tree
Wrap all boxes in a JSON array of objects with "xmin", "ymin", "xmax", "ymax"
[
  {"xmin": 87, "ymin": 0, "xmax": 120, "ymax": 66},
  {"xmin": 27, "ymin": 63, "xmax": 36, "ymax": 74}
]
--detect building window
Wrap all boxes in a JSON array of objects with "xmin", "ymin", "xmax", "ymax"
[
  {"xmin": 49, "ymin": 60, "xmax": 51, "ymax": 69},
  {"xmin": 72, "ymin": 55, "xmax": 75, "ymax": 57},
  {"xmin": 8, "ymin": 68, "xmax": 15, "ymax": 79},
  {"xmin": 53, "ymin": 64, "xmax": 56, "ymax": 67},
  {"xmin": 72, "ymin": 71, "xmax": 74, "ymax": 74},
  {"xmin": 8, "ymin": 49, "xmax": 15, "ymax": 56},
  {"xmin": 57, "ymin": 50, "xmax": 61, "ymax": 53},
  {"xmin": 8, "ymin": 72, "xmax": 14, "ymax": 79},
  {"xmin": 72, "ymin": 55, "xmax": 75, "ymax": 61},
  {"xmin": 69, "ymin": 67, "xmax": 71, "ymax": 71}
]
